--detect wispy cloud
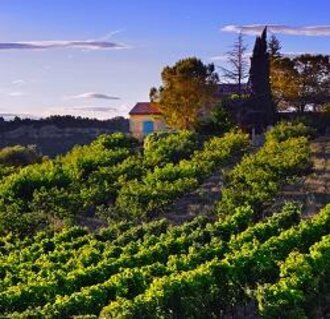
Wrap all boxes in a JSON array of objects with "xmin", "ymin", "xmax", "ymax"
[
  {"xmin": 71, "ymin": 106, "xmax": 117, "ymax": 112},
  {"xmin": 100, "ymin": 29, "xmax": 125, "ymax": 40},
  {"xmin": 281, "ymin": 51, "xmax": 320, "ymax": 58},
  {"xmin": 210, "ymin": 52, "xmax": 252, "ymax": 61},
  {"xmin": 8, "ymin": 91, "xmax": 24, "ymax": 97},
  {"xmin": 221, "ymin": 24, "xmax": 330, "ymax": 36},
  {"xmin": 69, "ymin": 92, "xmax": 120, "ymax": 100},
  {"xmin": 0, "ymin": 112, "xmax": 39, "ymax": 119},
  {"xmin": 11, "ymin": 79, "xmax": 25, "ymax": 86},
  {"xmin": 0, "ymin": 38, "xmax": 127, "ymax": 51}
]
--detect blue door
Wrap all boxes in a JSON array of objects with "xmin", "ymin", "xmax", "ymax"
[{"xmin": 143, "ymin": 121, "xmax": 154, "ymax": 135}]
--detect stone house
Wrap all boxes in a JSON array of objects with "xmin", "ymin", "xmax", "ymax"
[
  {"xmin": 128, "ymin": 84, "xmax": 250, "ymax": 139},
  {"xmin": 129, "ymin": 102, "xmax": 167, "ymax": 139}
]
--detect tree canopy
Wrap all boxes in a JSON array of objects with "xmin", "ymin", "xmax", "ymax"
[
  {"xmin": 293, "ymin": 54, "xmax": 330, "ymax": 112},
  {"xmin": 269, "ymin": 35, "xmax": 330, "ymax": 112},
  {"xmin": 150, "ymin": 57, "xmax": 219, "ymax": 130}
]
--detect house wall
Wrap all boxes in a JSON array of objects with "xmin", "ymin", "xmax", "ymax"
[{"xmin": 129, "ymin": 114, "xmax": 167, "ymax": 139}]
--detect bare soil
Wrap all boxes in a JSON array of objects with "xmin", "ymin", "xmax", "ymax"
[
  {"xmin": 278, "ymin": 136, "xmax": 330, "ymax": 216},
  {"xmin": 164, "ymin": 171, "xmax": 224, "ymax": 224}
]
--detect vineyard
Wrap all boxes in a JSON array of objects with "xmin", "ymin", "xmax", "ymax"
[{"xmin": 0, "ymin": 123, "xmax": 329, "ymax": 318}]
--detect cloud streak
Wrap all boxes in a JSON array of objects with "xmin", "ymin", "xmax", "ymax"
[
  {"xmin": 71, "ymin": 106, "xmax": 117, "ymax": 112},
  {"xmin": 210, "ymin": 52, "xmax": 252, "ymax": 61},
  {"xmin": 0, "ymin": 112, "xmax": 39, "ymax": 119},
  {"xmin": 0, "ymin": 39, "xmax": 127, "ymax": 51},
  {"xmin": 70, "ymin": 92, "xmax": 120, "ymax": 100},
  {"xmin": 221, "ymin": 24, "xmax": 330, "ymax": 36},
  {"xmin": 8, "ymin": 91, "xmax": 24, "ymax": 97},
  {"xmin": 12, "ymin": 79, "xmax": 25, "ymax": 85}
]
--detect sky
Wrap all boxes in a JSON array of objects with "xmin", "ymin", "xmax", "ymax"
[{"xmin": 0, "ymin": 0, "xmax": 329, "ymax": 119}]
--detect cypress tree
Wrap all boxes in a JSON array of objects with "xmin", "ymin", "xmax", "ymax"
[{"xmin": 249, "ymin": 27, "xmax": 274, "ymax": 126}]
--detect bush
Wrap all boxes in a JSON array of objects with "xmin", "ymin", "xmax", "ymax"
[
  {"xmin": 92, "ymin": 132, "xmax": 138, "ymax": 150},
  {"xmin": 0, "ymin": 133, "xmax": 137, "ymax": 235},
  {"xmin": 218, "ymin": 134, "xmax": 312, "ymax": 215},
  {"xmin": 0, "ymin": 208, "xmax": 48, "ymax": 238},
  {"xmin": 266, "ymin": 122, "xmax": 313, "ymax": 143},
  {"xmin": 196, "ymin": 98, "xmax": 237, "ymax": 135},
  {"xmin": 116, "ymin": 131, "xmax": 250, "ymax": 219},
  {"xmin": 143, "ymin": 131, "xmax": 200, "ymax": 167},
  {"xmin": 0, "ymin": 145, "xmax": 43, "ymax": 167}
]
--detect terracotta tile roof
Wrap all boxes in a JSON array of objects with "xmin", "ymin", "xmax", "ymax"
[{"xmin": 129, "ymin": 102, "xmax": 162, "ymax": 115}]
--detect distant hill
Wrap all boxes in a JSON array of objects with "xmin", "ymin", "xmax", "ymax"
[{"xmin": 0, "ymin": 115, "xmax": 129, "ymax": 157}]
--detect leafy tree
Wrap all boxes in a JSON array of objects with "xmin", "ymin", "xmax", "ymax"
[
  {"xmin": 272, "ymin": 61, "xmax": 300, "ymax": 109},
  {"xmin": 197, "ymin": 98, "xmax": 235, "ymax": 134},
  {"xmin": 150, "ymin": 57, "xmax": 219, "ymax": 130},
  {"xmin": 268, "ymin": 35, "xmax": 330, "ymax": 113},
  {"xmin": 293, "ymin": 54, "xmax": 330, "ymax": 112},
  {"xmin": 221, "ymin": 32, "xmax": 249, "ymax": 98}
]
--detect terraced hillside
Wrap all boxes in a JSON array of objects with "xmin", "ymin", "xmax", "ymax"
[
  {"xmin": 0, "ymin": 123, "xmax": 328, "ymax": 318},
  {"xmin": 278, "ymin": 136, "xmax": 330, "ymax": 216}
]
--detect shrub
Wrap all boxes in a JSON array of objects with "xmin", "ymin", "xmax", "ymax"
[
  {"xmin": 143, "ymin": 131, "xmax": 200, "ymax": 167},
  {"xmin": 196, "ymin": 99, "xmax": 235, "ymax": 135},
  {"xmin": 92, "ymin": 132, "xmax": 138, "ymax": 150},
  {"xmin": 0, "ymin": 144, "xmax": 43, "ymax": 167},
  {"xmin": 266, "ymin": 121, "xmax": 313, "ymax": 143},
  {"xmin": 218, "ymin": 135, "xmax": 312, "ymax": 214}
]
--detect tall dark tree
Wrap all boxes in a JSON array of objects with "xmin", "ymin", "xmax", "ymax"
[{"xmin": 249, "ymin": 27, "xmax": 275, "ymax": 126}]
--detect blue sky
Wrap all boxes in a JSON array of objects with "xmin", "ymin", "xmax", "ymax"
[{"xmin": 0, "ymin": 0, "xmax": 329, "ymax": 119}]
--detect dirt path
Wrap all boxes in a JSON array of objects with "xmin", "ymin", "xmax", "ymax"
[
  {"xmin": 165, "ymin": 136, "xmax": 330, "ymax": 224},
  {"xmin": 164, "ymin": 168, "xmax": 228, "ymax": 224},
  {"xmin": 278, "ymin": 136, "xmax": 330, "ymax": 216}
]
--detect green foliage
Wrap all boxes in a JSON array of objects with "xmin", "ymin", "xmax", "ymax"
[
  {"xmin": 270, "ymin": 50, "xmax": 330, "ymax": 112},
  {"xmin": 99, "ymin": 204, "xmax": 329, "ymax": 319},
  {"xmin": 0, "ymin": 202, "xmax": 327, "ymax": 318},
  {"xmin": 196, "ymin": 99, "xmax": 235, "ymax": 135},
  {"xmin": 151, "ymin": 57, "xmax": 219, "ymax": 129},
  {"xmin": 292, "ymin": 54, "xmax": 330, "ymax": 112},
  {"xmin": 1, "ymin": 130, "xmax": 234, "ymax": 234},
  {"xmin": 0, "ymin": 122, "xmax": 325, "ymax": 318},
  {"xmin": 116, "ymin": 131, "xmax": 249, "ymax": 218},
  {"xmin": 218, "ymin": 127, "xmax": 311, "ymax": 214},
  {"xmin": 91, "ymin": 132, "xmax": 138, "ymax": 150},
  {"xmin": 265, "ymin": 121, "xmax": 313, "ymax": 143},
  {"xmin": 0, "ymin": 133, "xmax": 138, "ymax": 235},
  {"xmin": 257, "ymin": 233, "xmax": 330, "ymax": 318},
  {"xmin": 0, "ymin": 145, "xmax": 43, "ymax": 167},
  {"xmin": 0, "ymin": 209, "xmax": 48, "ymax": 238},
  {"xmin": 143, "ymin": 130, "xmax": 200, "ymax": 167}
]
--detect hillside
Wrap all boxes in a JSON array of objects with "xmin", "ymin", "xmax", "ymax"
[
  {"xmin": 0, "ymin": 116, "xmax": 129, "ymax": 157},
  {"xmin": 277, "ymin": 136, "xmax": 330, "ymax": 216},
  {"xmin": 0, "ymin": 122, "xmax": 328, "ymax": 318}
]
